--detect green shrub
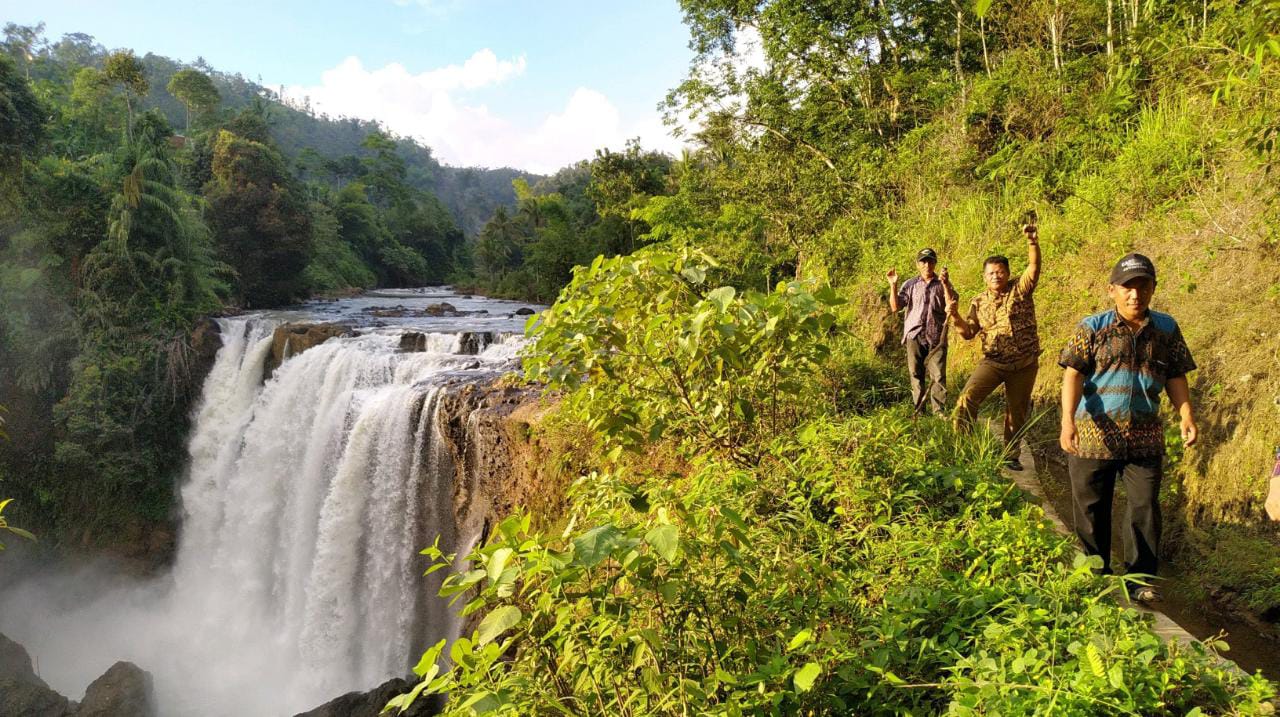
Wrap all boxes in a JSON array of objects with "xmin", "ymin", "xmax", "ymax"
[
  {"xmin": 523, "ymin": 246, "xmax": 842, "ymax": 464},
  {"xmin": 396, "ymin": 415, "xmax": 1274, "ymax": 716}
]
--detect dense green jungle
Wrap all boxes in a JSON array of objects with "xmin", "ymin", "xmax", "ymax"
[{"xmin": 3, "ymin": 0, "xmax": 1280, "ymax": 714}]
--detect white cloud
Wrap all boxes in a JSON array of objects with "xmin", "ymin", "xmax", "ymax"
[{"xmin": 282, "ymin": 51, "xmax": 689, "ymax": 174}]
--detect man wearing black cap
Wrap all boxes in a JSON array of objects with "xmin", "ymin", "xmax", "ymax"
[
  {"xmin": 887, "ymin": 248, "xmax": 958, "ymax": 415},
  {"xmin": 1058, "ymin": 253, "xmax": 1198, "ymax": 601}
]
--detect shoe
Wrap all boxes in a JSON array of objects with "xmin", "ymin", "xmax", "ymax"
[{"xmin": 1133, "ymin": 586, "xmax": 1161, "ymax": 603}]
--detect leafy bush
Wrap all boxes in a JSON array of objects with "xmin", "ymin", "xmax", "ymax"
[
  {"xmin": 397, "ymin": 415, "xmax": 1274, "ymax": 716},
  {"xmin": 523, "ymin": 246, "xmax": 841, "ymax": 464}
]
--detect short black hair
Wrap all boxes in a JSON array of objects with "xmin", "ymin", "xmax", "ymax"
[{"xmin": 983, "ymin": 255, "xmax": 1009, "ymax": 270}]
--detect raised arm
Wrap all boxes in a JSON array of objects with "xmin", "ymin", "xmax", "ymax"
[
  {"xmin": 887, "ymin": 269, "xmax": 902, "ymax": 312},
  {"xmin": 1021, "ymin": 225, "xmax": 1041, "ymax": 292},
  {"xmin": 1060, "ymin": 366, "xmax": 1084, "ymax": 453}
]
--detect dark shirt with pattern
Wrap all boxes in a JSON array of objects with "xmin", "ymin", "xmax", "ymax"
[
  {"xmin": 1058, "ymin": 309, "xmax": 1196, "ymax": 460},
  {"xmin": 897, "ymin": 276, "xmax": 948, "ymax": 348},
  {"xmin": 958, "ymin": 266, "xmax": 1040, "ymax": 366}
]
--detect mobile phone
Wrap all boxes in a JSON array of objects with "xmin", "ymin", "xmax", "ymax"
[{"xmin": 1021, "ymin": 209, "xmax": 1038, "ymax": 233}]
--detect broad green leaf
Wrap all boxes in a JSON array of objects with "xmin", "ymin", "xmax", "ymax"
[
  {"xmin": 475, "ymin": 605, "xmax": 522, "ymax": 646},
  {"xmin": 487, "ymin": 547, "xmax": 513, "ymax": 584},
  {"xmin": 974, "ymin": 0, "xmax": 993, "ymax": 18},
  {"xmin": 572, "ymin": 524, "xmax": 623, "ymax": 568},
  {"xmin": 707, "ymin": 286, "xmax": 736, "ymax": 310},
  {"xmin": 644, "ymin": 524, "xmax": 679, "ymax": 563},
  {"xmin": 794, "ymin": 662, "xmax": 821, "ymax": 692},
  {"xmin": 787, "ymin": 628, "xmax": 813, "ymax": 652},
  {"xmin": 1108, "ymin": 663, "xmax": 1125, "ymax": 690},
  {"xmin": 459, "ymin": 691, "xmax": 505, "ymax": 713},
  {"xmin": 412, "ymin": 639, "xmax": 446, "ymax": 677}
]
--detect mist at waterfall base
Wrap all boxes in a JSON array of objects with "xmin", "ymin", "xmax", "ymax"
[{"xmin": 0, "ymin": 301, "xmax": 528, "ymax": 715}]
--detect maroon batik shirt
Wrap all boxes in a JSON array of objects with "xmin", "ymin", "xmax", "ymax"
[{"xmin": 898, "ymin": 276, "xmax": 948, "ymax": 348}]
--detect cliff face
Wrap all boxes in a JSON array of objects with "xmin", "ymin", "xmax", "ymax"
[{"xmin": 433, "ymin": 378, "xmax": 566, "ymax": 549}]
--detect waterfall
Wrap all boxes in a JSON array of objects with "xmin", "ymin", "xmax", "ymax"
[
  {"xmin": 0, "ymin": 316, "xmax": 519, "ymax": 717},
  {"xmin": 163, "ymin": 319, "xmax": 508, "ymax": 713}
]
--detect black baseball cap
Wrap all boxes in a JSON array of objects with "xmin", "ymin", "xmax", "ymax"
[
  {"xmin": 917, "ymin": 248, "xmax": 938, "ymax": 262},
  {"xmin": 1109, "ymin": 253, "xmax": 1156, "ymax": 285}
]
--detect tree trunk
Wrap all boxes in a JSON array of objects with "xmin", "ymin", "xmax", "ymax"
[
  {"xmin": 954, "ymin": 6, "xmax": 965, "ymax": 97},
  {"xmin": 1049, "ymin": 0, "xmax": 1062, "ymax": 73},
  {"xmin": 1106, "ymin": 0, "xmax": 1114, "ymax": 57},
  {"xmin": 981, "ymin": 17, "xmax": 991, "ymax": 76},
  {"xmin": 124, "ymin": 93, "xmax": 134, "ymax": 144}
]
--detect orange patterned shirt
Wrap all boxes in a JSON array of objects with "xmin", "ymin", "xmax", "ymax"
[{"xmin": 960, "ymin": 266, "xmax": 1041, "ymax": 365}]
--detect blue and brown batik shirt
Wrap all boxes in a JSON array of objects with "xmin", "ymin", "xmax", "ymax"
[{"xmin": 1057, "ymin": 309, "xmax": 1196, "ymax": 460}]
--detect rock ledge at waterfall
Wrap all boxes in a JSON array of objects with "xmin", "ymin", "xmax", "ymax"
[{"xmin": 0, "ymin": 632, "xmax": 156, "ymax": 717}]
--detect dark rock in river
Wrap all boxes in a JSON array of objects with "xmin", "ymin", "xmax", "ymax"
[
  {"xmin": 76, "ymin": 662, "xmax": 155, "ymax": 717},
  {"xmin": 0, "ymin": 632, "xmax": 74, "ymax": 716},
  {"xmin": 189, "ymin": 318, "xmax": 223, "ymax": 391},
  {"xmin": 399, "ymin": 331, "xmax": 428, "ymax": 352},
  {"xmin": 458, "ymin": 331, "xmax": 494, "ymax": 355},
  {"xmin": 293, "ymin": 676, "xmax": 441, "ymax": 717},
  {"xmin": 400, "ymin": 331, "xmax": 495, "ymax": 355},
  {"xmin": 0, "ymin": 632, "xmax": 47, "ymax": 689},
  {"xmin": 265, "ymin": 323, "xmax": 354, "ymax": 379},
  {"xmin": 514, "ymin": 307, "xmax": 536, "ymax": 315}
]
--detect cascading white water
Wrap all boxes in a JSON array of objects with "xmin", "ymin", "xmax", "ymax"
[
  {"xmin": 162, "ymin": 319, "xmax": 507, "ymax": 714},
  {"xmin": 0, "ymin": 314, "xmax": 523, "ymax": 717}
]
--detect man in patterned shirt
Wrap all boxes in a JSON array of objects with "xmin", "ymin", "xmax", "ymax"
[
  {"xmin": 888, "ymin": 248, "xmax": 959, "ymax": 415},
  {"xmin": 1058, "ymin": 253, "xmax": 1198, "ymax": 601},
  {"xmin": 948, "ymin": 225, "xmax": 1041, "ymax": 469}
]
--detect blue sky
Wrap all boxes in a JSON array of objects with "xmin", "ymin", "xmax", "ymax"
[{"xmin": 1, "ymin": 0, "xmax": 698, "ymax": 171}]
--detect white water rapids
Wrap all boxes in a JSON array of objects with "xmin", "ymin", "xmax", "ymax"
[{"xmin": 0, "ymin": 313, "xmax": 526, "ymax": 716}]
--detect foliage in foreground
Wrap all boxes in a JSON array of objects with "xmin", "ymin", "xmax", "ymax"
[
  {"xmin": 395, "ymin": 261, "xmax": 1276, "ymax": 715},
  {"xmin": 400, "ymin": 416, "xmax": 1274, "ymax": 716}
]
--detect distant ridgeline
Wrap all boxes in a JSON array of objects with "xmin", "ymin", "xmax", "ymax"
[{"xmin": 11, "ymin": 28, "xmax": 539, "ymax": 237}]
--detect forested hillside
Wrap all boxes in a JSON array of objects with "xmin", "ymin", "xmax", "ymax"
[
  {"xmin": 0, "ymin": 25, "xmax": 491, "ymax": 551},
  {"xmin": 3, "ymin": 26, "xmax": 536, "ymax": 236},
  {"xmin": 468, "ymin": 140, "xmax": 675, "ymax": 302},
  {"xmin": 391, "ymin": 0, "xmax": 1280, "ymax": 713},
  {"xmin": 573, "ymin": 0, "xmax": 1280, "ymax": 618}
]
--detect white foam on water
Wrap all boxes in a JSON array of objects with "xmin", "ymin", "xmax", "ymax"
[{"xmin": 0, "ymin": 316, "xmax": 525, "ymax": 716}]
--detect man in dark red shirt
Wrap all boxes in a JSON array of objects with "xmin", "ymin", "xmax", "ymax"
[{"xmin": 888, "ymin": 248, "xmax": 958, "ymax": 415}]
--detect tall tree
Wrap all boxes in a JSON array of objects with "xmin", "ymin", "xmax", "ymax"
[
  {"xmin": 166, "ymin": 68, "xmax": 220, "ymax": 134},
  {"xmin": 1, "ymin": 23, "xmax": 44, "ymax": 80},
  {"xmin": 0, "ymin": 54, "xmax": 44, "ymax": 205},
  {"xmin": 102, "ymin": 50, "xmax": 148, "ymax": 143},
  {"xmin": 204, "ymin": 129, "xmax": 313, "ymax": 307}
]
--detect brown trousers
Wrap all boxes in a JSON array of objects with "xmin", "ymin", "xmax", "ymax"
[{"xmin": 953, "ymin": 357, "xmax": 1038, "ymax": 445}]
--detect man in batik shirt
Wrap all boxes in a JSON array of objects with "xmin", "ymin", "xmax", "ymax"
[
  {"xmin": 949, "ymin": 225, "xmax": 1041, "ymax": 468},
  {"xmin": 1058, "ymin": 253, "xmax": 1198, "ymax": 602}
]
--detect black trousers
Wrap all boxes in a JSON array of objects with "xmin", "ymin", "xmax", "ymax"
[
  {"xmin": 1068, "ymin": 455, "xmax": 1163, "ymax": 576},
  {"xmin": 905, "ymin": 337, "xmax": 947, "ymax": 415}
]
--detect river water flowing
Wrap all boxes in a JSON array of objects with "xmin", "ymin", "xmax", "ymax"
[{"xmin": 0, "ymin": 288, "xmax": 539, "ymax": 716}]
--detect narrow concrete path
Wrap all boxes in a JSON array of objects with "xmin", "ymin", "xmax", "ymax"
[{"xmin": 1004, "ymin": 443, "xmax": 1241, "ymax": 664}]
